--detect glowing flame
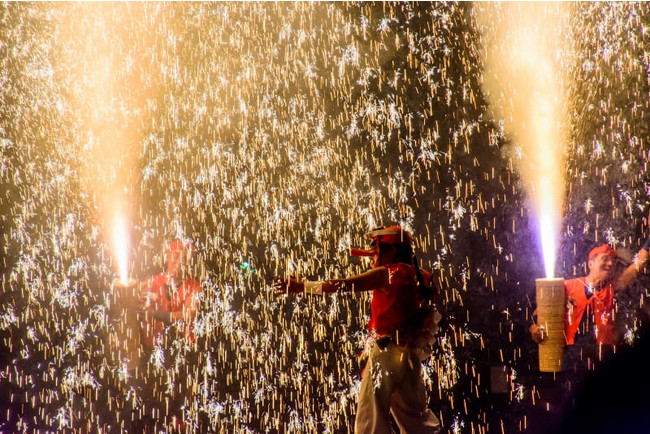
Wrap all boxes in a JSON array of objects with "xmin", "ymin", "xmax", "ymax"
[
  {"xmin": 476, "ymin": 3, "xmax": 569, "ymax": 278},
  {"xmin": 531, "ymin": 98, "xmax": 563, "ymax": 278},
  {"xmin": 539, "ymin": 207, "xmax": 558, "ymax": 278},
  {"xmin": 112, "ymin": 214, "xmax": 130, "ymax": 284}
]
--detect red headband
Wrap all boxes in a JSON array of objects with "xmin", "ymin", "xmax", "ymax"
[{"xmin": 588, "ymin": 244, "xmax": 617, "ymax": 260}]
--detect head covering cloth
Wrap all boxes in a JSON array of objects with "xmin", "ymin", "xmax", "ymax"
[{"xmin": 588, "ymin": 244, "xmax": 617, "ymax": 261}]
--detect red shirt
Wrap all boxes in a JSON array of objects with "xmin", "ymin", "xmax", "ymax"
[
  {"xmin": 367, "ymin": 263, "xmax": 430, "ymax": 336},
  {"xmin": 565, "ymin": 277, "xmax": 616, "ymax": 345},
  {"xmin": 140, "ymin": 273, "xmax": 202, "ymax": 347}
]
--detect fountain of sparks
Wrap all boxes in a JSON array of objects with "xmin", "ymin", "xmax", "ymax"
[
  {"xmin": 476, "ymin": 2, "xmax": 570, "ymax": 279},
  {"xmin": 111, "ymin": 212, "xmax": 132, "ymax": 286},
  {"xmin": 1, "ymin": 2, "xmax": 649, "ymax": 432},
  {"xmin": 109, "ymin": 210, "xmax": 141, "ymax": 373},
  {"xmin": 476, "ymin": 3, "xmax": 571, "ymax": 372}
]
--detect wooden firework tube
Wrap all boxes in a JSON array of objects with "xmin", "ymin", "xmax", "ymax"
[{"xmin": 535, "ymin": 278, "xmax": 565, "ymax": 372}]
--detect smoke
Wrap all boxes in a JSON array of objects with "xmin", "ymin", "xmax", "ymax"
[
  {"xmin": 474, "ymin": 3, "xmax": 572, "ymax": 278},
  {"xmin": 57, "ymin": 4, "xmax": 152, "ymax": 281},
  {"xmin": 57, "ymin": 4, "xmax": 155, "ymax": 280}
]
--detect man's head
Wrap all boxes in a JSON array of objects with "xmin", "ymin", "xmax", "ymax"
[
  {"xmin": 166, "ymin": 240, "xmax": 195, "ymax": 280},
  {"xmin": 587, "ymin": 244, "xmax": 617, "ymax": 284},
  {"xmin": 365, "ymin": 226, "xmax": 413, "ymax": 267}
]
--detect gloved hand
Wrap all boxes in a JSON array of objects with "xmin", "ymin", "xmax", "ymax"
[
  {"xmin": 529, "ymin": 323, "xmax": 546, "ymax": 344},
  {"xmin": 273, "ymin": 276, "xmax": 304, "ymax": 295}
]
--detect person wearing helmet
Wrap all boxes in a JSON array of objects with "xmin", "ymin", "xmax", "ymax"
[
  {"xmin": 139, "ymin": 240, "xmax": 202, "ymax": 348},
  {"xmin": 274, "ymin": 226, "xmax": 440, "ymax": 434},
  {"xmin": 126, "ymin": 240, "xmax": 204, "ymax": 431},
  {"xmin": 530, "ymin": 241, "xmax": 649, "ymax": 366},
  {"xmin": 527, "ymin": 237, "xmax": 650, "ymax": 431}
]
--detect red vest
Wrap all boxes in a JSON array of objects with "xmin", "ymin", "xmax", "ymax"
[
  {"xmin": 140, "ymin": 273, "xmax": 202, "ymax": 347},
  {"xmin": 565, "ymin": 277, "xmax": 616, "ymax": 345},
  {"xmin": 367, "ymin": 263, "xmax": 430, "ymax": 336}
]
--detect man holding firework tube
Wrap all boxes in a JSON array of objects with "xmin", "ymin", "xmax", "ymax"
[
  {"xmin": 530, "ymin": 238, "xmax": 650, "ymax": 369},
  {"xmin": 139, "ymin": 239, "xmax": 202, "ymax": 349},
  {"xmin": 274, "ymin": 226, "xmax": 441, "ymax": 434},
  {"xmin": 133, "ymin": 239, "xmax": 202, "ymax": 431}
]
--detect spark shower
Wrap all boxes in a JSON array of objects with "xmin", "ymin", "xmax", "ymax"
[{"xmin": 1, "ymin": 2, "xmax": 648, "ymax": 432}]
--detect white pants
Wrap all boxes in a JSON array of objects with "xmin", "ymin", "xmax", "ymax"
[{"xmin": 355, "ymin": 343, "xmax": 440, "ymax": 434}]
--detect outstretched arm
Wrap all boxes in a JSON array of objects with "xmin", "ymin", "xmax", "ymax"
[{"xmin": 274, "ymin": 267, "xmax": 390, "ymax": 296}]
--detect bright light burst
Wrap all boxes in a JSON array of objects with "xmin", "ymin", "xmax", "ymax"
[
  {"xmin": 539, "ymin": 207, "xmax": 559, "ymax": 279},
  {"xmin": 112, "ymin": 213, "xmax": 130, "ymax": 284},
  {"xmin": 476, "ymin": 3, "xmax": 571, "ymax": 278}
]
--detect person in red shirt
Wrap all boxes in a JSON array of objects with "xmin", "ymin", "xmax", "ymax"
[
  {"xmin": 531, "ymin": 239, "xmax": 650, "ymax": 370},
  {"xmin": 133, "ymin": 240, "xmax": 202, "ymax": 431},
  {"xmin": 530, "ymin": 238, "xmax": 650, "ymax": 391},
  {"xmin": 526, "ymin": 234, "xmax": 649, "ymax": 431},
  {"xmin": 274, "ymin": 226, "xmax": 440, "ymax": 434},
  {"xmin": 139, "ymin": 240, "xmax": 202, "ymax": 349}
]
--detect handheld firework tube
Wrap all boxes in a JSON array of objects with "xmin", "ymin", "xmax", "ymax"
[
  {"xmin": 535, "ymin": 278, "xmax": 565, "ymax": 372},
  {"xmin": 108, "ymin": 278, "xmax": 142, "ymax": 370}
]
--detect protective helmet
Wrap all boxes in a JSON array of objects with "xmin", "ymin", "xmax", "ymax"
[
  {"xmin": 350, "ymin": 226, "xmax": 412, "ymax": 267},
  {"xmin": 365, "ymin": 226, "xmax": 413, "ymax": 247},
  {"xmin": 350, "ymin": 226, "xmax": 413, "ymax": 260}
]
